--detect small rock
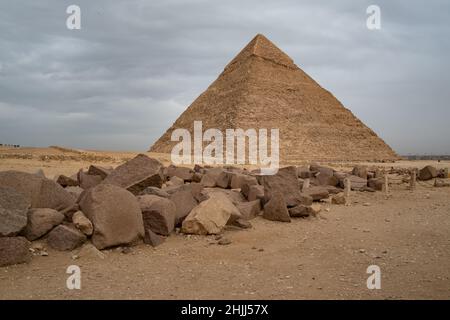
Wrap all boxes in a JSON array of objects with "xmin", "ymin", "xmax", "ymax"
[
  {"xmin": 331, "ymin": 193, "xmax": 346, "ymax": 205},
  {"xmin": 31, "ymin": 242, "xmax": 45, "ymax": 251},
  {"xmin": 0, "ymin": 237, "xmax": 32, "ymax": 267},
  {"xmin": 77, "ymin": 243, "xmax": 105, "ymax": 260},
  {"xmin": 231, "ymin": 218, "xmax": 252, "ymax": 229},
  {"xmin": 47, "ymin": 224, "xmax": 86, "ymax": 251},
  {"xmin": 309, "ymin": 203, "xmax": 322, "ymax": 215},
  {"xmin": 72, "ymin": 211, "xmax": 93, "ymax": 236},
  {"xmin": 144, "ymin": 229, "xmax": 165, "ymax": 247},
  {"xmin": 121, "ymin": 246, "xmax": 133, "ymax": 254},
  {"xmin": 218, "ymin": 238, "xmax": 232, "ymax": 245}
]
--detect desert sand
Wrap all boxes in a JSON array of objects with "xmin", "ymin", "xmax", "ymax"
[{"xmin": 1, "ymin": 146, "xmax": 449, "ymax": 299}]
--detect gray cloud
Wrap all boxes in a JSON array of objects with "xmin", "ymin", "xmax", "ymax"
[{"xmin": 0, "ymin": 0, "xmax": 449, "ymax": 154}]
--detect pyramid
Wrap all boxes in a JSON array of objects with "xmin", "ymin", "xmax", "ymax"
[{"xmin": 150, "ymin": 34, "xmax": 398, "ymax": 163}]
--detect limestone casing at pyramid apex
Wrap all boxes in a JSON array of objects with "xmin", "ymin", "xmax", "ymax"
[{"xmin": 224, "ymin": 33, "xmax": 297, "ymax": 72}]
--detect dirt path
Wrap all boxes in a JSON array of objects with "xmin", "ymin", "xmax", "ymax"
[{"xmin": 1, "ymin": 183, "xmax": 449, "ymax": 300}]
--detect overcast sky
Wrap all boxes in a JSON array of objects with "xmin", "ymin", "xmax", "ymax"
[{"xmin": 0, "ymin": 0, "xmax": 449, "ymax": 155}]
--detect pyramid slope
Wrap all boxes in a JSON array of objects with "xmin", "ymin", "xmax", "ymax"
[{"xmin": 150, "ymin": 34, "xmax": 398, "ymax": 162}]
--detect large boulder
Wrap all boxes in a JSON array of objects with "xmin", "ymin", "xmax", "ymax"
[
  {"xmin": 288, "ymin": 205, "xmax": 311, "ymax": 218},
  {"xmin": 338, "ymin": 175, "xmax": 368, "ymax": 190},
  {"xmin": 240, "ymin": 177, "xmax": 259, "ymax": 199},
  {"xmin": 368, "ymin": 178, "xmax": 383, "ymax": 191},
  {"xmin": 237, "ymin": 200, "xmax": 261, "ymax": 220},
  {"xmin": 0, "ymin": 186, "xmax": 30, "ymax": 237},
  {"xmin": 0, "ymin": 237, "xmax": 31, "ymax": 267},
  {"xmin": 263, "ymin": 192, "xmax": 291, "ymax": 222},
  {"xmin": 0, "ymin": 171, "xmax": 76, "ymax": 212},
  {"xmin": 102, "ymin": 154, "xmax": 164, "ymax": 194},
  {"xmin": 165, "ymin": 165, "xmax": 194, "ymax": 182},
  {"xmin": 168, "ymin": 184, "xmax": 201, "ymax": 225},
  {"xmin": 137, "ymin": 195, "xmax": 176, "ymax": 236},
  {"xmin": 310, "ymin": 164, "xmax": 334, "ymax": 176},
  {"xmin": 164, "ymin": 182, "xmax": 203, "ymax": 199},
  {"xmin": 202, "ymin": 188, "xmax": 246, "ymax": 206},
  {"xmin": 352, "ymin": 166, "xmax": 368, "ymax": 179},
  {"xmin": 166, "ymin": 176, "xmax": 184, "ymax": 187},
  {"xmin": 309, "ymin": 165, "xmax": 337, "ymax": 186},
  {"xmin": 139, "ymin": 186, "xmax": 170, "ymax": 198},
  {"xmin": 302, "ymin": 186, "xmax": 330, "ymax": 201},
  {"xmin": 144, "ymin": 229, "xmax": 165, "ymax": 247},
  {"xmin": 247, "ymin": 184, "xmax": 264, "ymax": 202},
  {"xmin": 435, "ymin": 179, "xmax": 450, "ymax": 187},
  {"xmin": 298, "ymin": 193, "xmax": 314, "ymax": 206},
  {"xmin": 47, "ymin": 224, "xmax": 86, "ymax": 251},
  {"xmin": 437, "ymin": 168, "xmax": 449, "ymax": 179},
  {"xmin": 22, "ymin": 208, "xmax": 65, "ymax": 241},
  {"xmin": 200, "ymin": 167, "xmax": 224, "ymax": 187},
  {"xmin": 77, "ymin": 170, "xmax": 103, "ymax": 190},
  {"xmin": 324, "ymin": 185, "xmax": 342, "ymax": 195},
  {"xmin": 331, "ymin": 193, "xmax": 347, "ymax": 205},
  {"xmin": 297, "ymin": 166, "xmax": 313, "ymax": 179},
  {"xmin": 87, "ymin": 165, "xmax": 112, "ymax": 180},
  {"xmin": 181, "ymin": 192, "xmax": 239, "ymax": 235},
  {"xmin": 418, "ymin": 166, "xmax": 438, "ymax": 181},
  {"xmin": 56, "ymin": 175, "xmax": 78, "ymax": 187},
  {"xmin": 169, "ymin": 188, "xmax": 198, "ymax": 225},
  {"xmin": 79, "ymin": 184, "xmax": 145, "ymax": 249},
  {"xmin": 216, "ymin": 171, "xmax": 233, "ymax": 189},
  {"xmin": 260, "ymin": 166, "xmax": 302, "ymax": 207},
  {"xmin": 315, "ymin": 172, "xmax": 339, "ymax": 187},
  {"xmin": 65, "ymin": 186, "xmax": 84, "ymax": 201},
  {"xmin": 201, "ymin": 189, "xmax": 243, "ymax": 224},
  {"xmin": 230, "ymin": 173, "xmax": 257, "ymax": 191}
]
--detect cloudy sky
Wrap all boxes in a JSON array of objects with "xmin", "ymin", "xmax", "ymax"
[{"xmin": 0, "ymin": 0, "xmax": 449, "ymax": 155}]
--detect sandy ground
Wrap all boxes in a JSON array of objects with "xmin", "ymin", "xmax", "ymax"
[{"xmin": 1, "ymin": 147, "xmax": 449, "ymax": 299}]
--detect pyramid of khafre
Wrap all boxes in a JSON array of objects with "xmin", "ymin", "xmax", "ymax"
[{"xmin": 150, "ymin": 34, "xmax": 398, "ymax": 163}]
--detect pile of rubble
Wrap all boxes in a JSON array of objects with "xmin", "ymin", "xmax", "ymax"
[{"xmin": 1, "ymin": 154, "xmax": 448, "ymax": 267}]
